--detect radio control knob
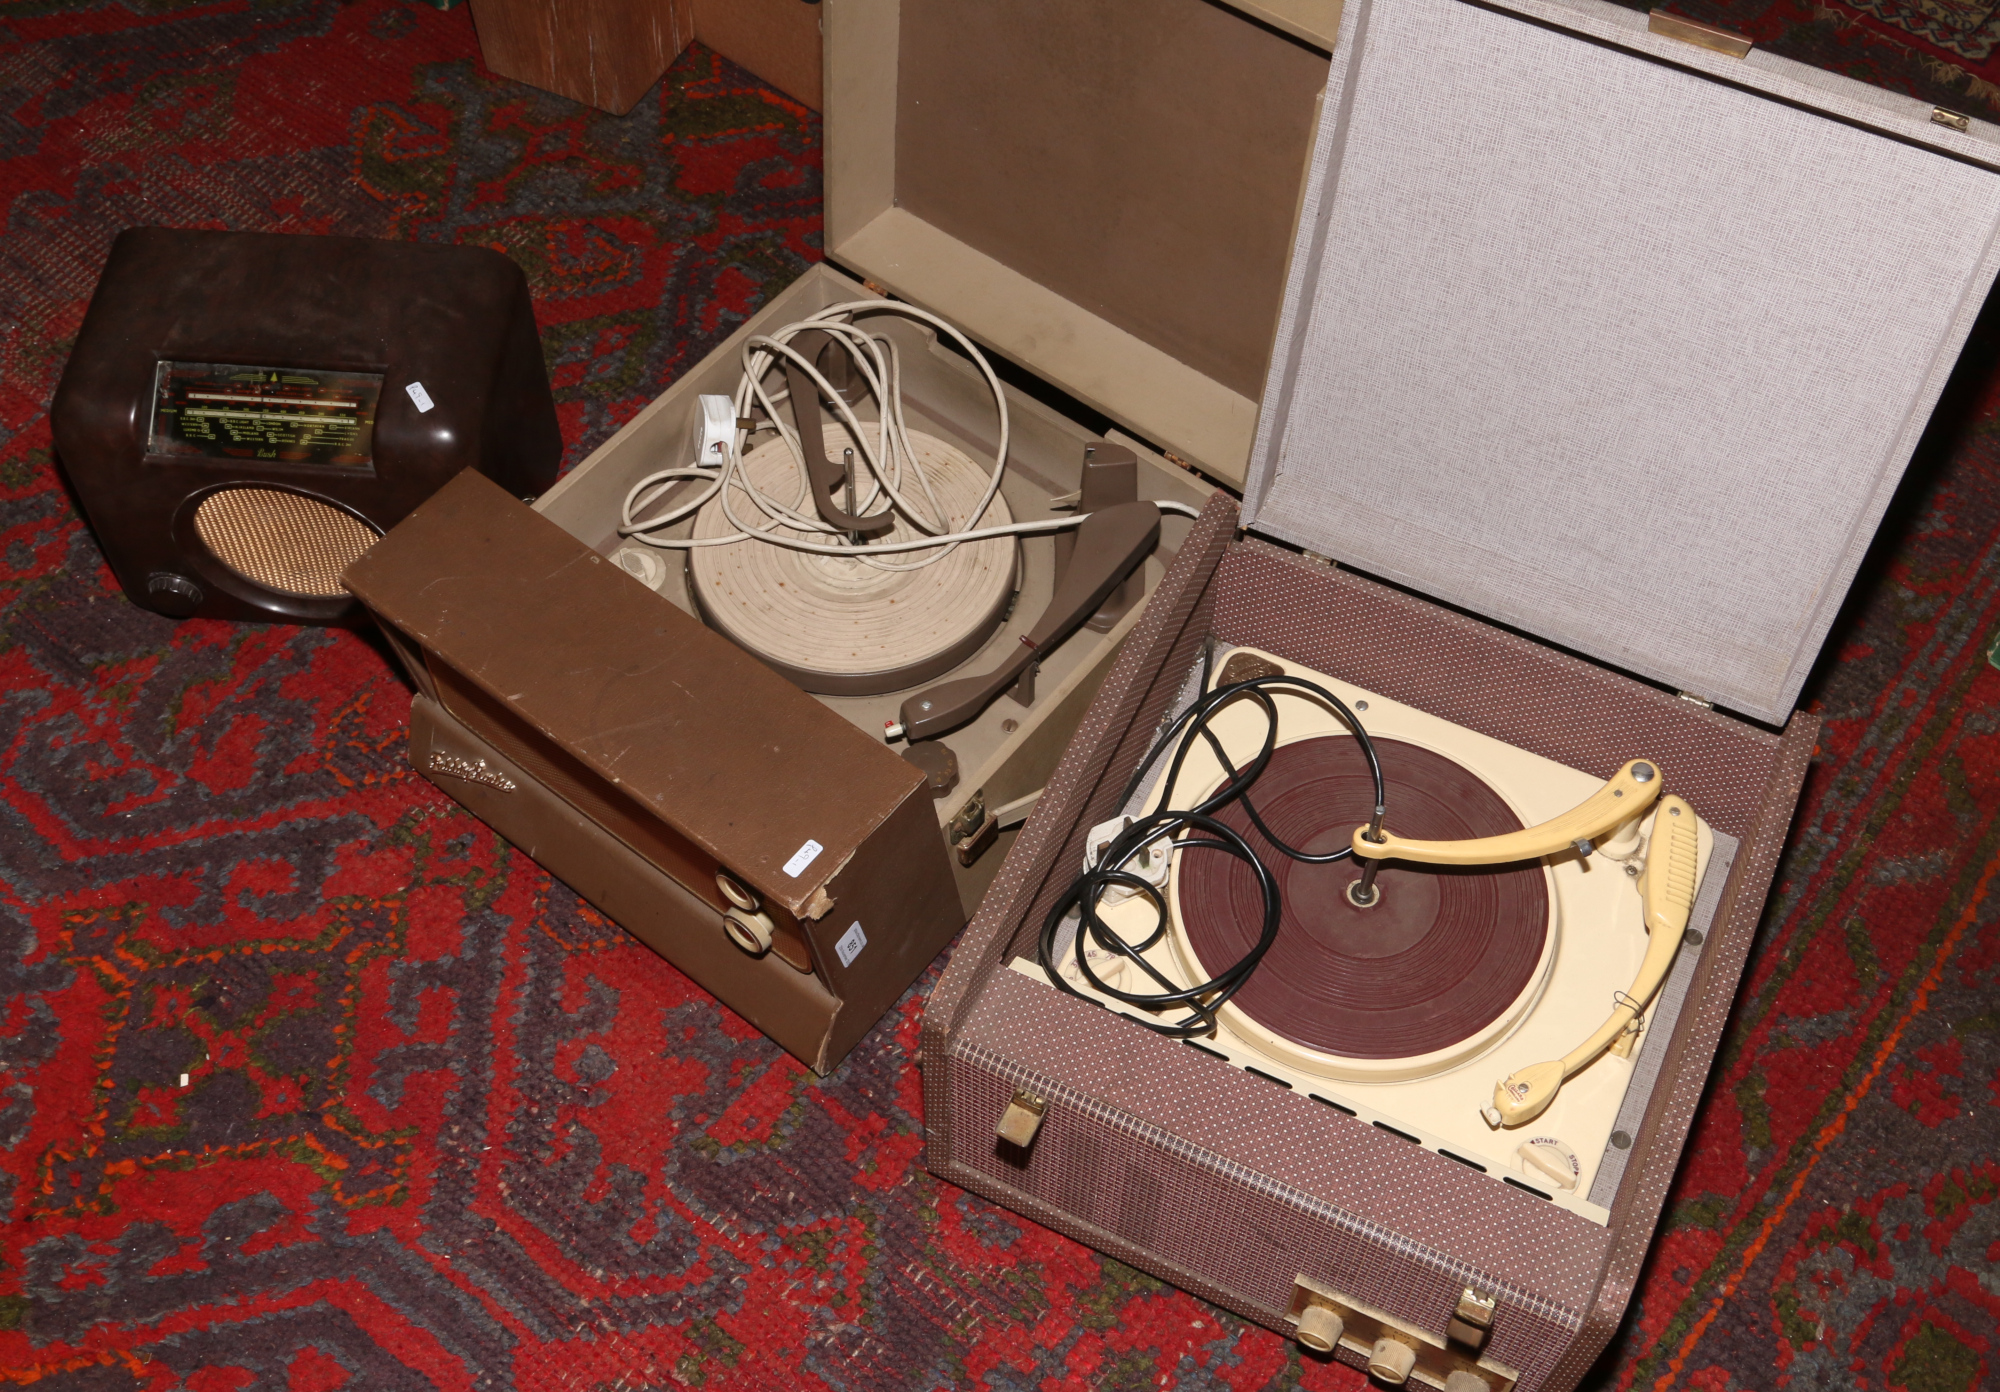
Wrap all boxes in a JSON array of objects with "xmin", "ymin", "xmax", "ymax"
[
  {"xmin": 723, "ymin": 907, "xmax": 776, "ymax": 956},
  {"xmin": 1368, "ymin": 1338, "xmax": 1417, "ymax": 1384},
  {"xmin": 145, "ymin": 572, "xmax": 204, "ymax": 618},
  {"xmin": 1294, "ymin": 1305, "xmax": 1344, "ymax": 1353}
]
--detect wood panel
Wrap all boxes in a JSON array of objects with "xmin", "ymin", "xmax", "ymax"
[
  {"xmin": 468, "ymin": 0, "xmax": 695, "ymax": 114},
  {"xmin": 694, "ymin": 0, "xmax": 823, "ymax": 109}
]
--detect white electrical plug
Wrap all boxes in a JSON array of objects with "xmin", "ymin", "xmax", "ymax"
[
  {"xmin": 690, "ymin": 393, "xmax": 738, "ymax": 466},
  {"xmin": 1083, "ymin": 814, "xmax": 1173, "ymax": 905}
]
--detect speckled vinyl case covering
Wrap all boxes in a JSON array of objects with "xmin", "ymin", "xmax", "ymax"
[{"xmin": 920, "ymin": 495, "xmax": 1818, "ymax": 1390}]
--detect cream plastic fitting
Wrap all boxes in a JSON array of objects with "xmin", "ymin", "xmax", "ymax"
[
  {"xmin": 723, "ymin": 907, "xmax": 776, "ymax": 956},
  {"xmin": 1486, "ymin": 795, "xmax": 1702, "ymax": 1128},
  {"xmin": 715, "ymin": 872, "xmax": 759, "ymax": 911},
  {"xmin": 1367, "ymin": 1338, "xmax": 1418, "ymax": 1383},
  {"xmin": 1295, "ymin": 1304, "xmax": 1344, "ymax": 1354},
  {"xmin": 1353, "ymin": 759, "xmax": 1663, "ymax": 865}
]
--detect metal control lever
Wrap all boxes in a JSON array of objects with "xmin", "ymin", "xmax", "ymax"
[
  {"xmin": 783, "ymin": 328, "xmax": 896, "ymax": 538},
  {"xmin": 893, "ymin": 501, "xmax": 1160, "ymax": 742}
]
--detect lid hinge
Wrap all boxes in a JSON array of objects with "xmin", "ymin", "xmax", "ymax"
[
  {"xmin": 1647, "ymin": 8, "xmax": 1752, "ymax": 58},
  {"xmin": 1676, "ymin": 690, "xmax": 1715, "ymax": 710}
]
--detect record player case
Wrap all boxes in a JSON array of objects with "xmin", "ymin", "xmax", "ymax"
[
  {"xmin": 917, "ymin": 0, "xmax": 2000, "ymax": 1387},
  {"xmin": 341, "ymin": 0, "xmax": 1331, "ymax": 1073}
]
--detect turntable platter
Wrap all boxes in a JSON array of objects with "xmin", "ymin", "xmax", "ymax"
[
  {"xmin": 1175, "ymin": 735, "xmax": 1551, "ymax": 1067},
  {"xmin": 688, "ymin": 423, "xmax": 1016, "ymax": 695}
]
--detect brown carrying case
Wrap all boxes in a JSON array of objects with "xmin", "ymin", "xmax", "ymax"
[{"xmin": 912, "ymin": 0, "xmax": 2000, "ymax": 1385}]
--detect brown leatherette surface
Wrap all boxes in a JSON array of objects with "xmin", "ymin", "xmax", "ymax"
[
  {"xmin": 408, "ymin": 696, "xmax": 847, "ymax": 1067},
  {"xmin": 342, "ymin": 470, "xmax": 926, "ymax": 917},
  {"xmin": 953, "ymin": 972, "xmax": 1598, "ymax": 1384}
]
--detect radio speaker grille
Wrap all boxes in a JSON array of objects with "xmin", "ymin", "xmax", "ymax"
[{"xmin": 193, "ymin": 488, "xmax": 381, "ymax": 598}]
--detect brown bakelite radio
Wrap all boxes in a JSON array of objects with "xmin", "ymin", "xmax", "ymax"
[{"xmin": 51, "ymin": 228, "xmax": 560, "ymax": 625}]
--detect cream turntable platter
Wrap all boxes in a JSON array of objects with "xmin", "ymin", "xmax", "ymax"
[
  {"xmin": 1013, "ymin": 645, "xmax": 1730, "ymax": 1221},
  {"xmin": 688, "ymin": 422, "xmax": 1019, "ymax": 695}
]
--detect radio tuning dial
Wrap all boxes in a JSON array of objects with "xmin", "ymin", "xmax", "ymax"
[{"xmin": 145, "ymin": 572, "xmax": 204, "ymax": 617}]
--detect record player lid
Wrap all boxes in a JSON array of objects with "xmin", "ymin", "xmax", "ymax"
[
  {"xmin": 823, "ymin": 0, "xmax": 1339, "ymax": 491},
  {"xmin": 1241, "ymin": 0, "xmax": 2000, "ymax": 724}
]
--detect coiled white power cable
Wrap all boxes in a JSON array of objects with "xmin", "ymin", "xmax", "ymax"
[{"xmin": 617, "ymin": 299, "xmax": 1199, "ymax": 571}]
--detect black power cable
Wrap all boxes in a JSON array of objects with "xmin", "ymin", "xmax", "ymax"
[{"xmin": 1037, "ymin": 649, "xmax": 1387, "ymax": 1037}]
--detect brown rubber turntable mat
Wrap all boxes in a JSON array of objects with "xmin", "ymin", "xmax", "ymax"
[{"xmin": 1177, "ymin": 734, "xmax": 1549, "ymax": 1060}]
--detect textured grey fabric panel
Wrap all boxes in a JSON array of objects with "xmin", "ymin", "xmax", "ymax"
[{"xmin": 1246, "ymin": 0, "xmax": 2000, "ymax": 722}]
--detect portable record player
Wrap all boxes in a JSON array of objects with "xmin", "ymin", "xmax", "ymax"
[
  {"xmin": 918, "ymin": 0, "xmax": 2000, "ymax": 1387},
  {"xmin": 340, "ymin": 0, "xmax": 1328, "ymax": 1072}
]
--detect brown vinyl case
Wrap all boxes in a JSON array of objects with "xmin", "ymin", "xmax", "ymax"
[
  {"xmin": 344, "ymin": 470, "xmax": 964, "ymax": 1073},
  {"xmin": 912, "ymin": 0, "xmax": 2000, "ymax": 1389}
]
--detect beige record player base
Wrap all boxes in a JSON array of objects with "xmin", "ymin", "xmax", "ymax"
[
  {"xmin": 1013, "ymin": 646, "xmax": 1728, "ymax": 1222},
  {"xmin": 686, "ymin": 423, "xmax": 1019, "ymax": 696},
  {"xmin": 539, "ymin": 263, "xmax": 1210, "ymax": 920}
]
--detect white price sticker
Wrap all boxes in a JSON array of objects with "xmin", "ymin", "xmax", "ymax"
[
  {"xmin": 405, "ymin": 381, "xmax": 435, "ymax": 413},
  {"xmin": 834, "ymin": 921, "xmax": 868, "ymax": 968},
  {"xmin": 782, "ymin": 839, "xmax": 823, "ymax": 878}
]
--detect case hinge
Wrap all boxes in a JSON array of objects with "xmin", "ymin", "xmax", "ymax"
[{"xmin": 1647, "ymin": 8, "xmax": 1752, "ymax": 58}]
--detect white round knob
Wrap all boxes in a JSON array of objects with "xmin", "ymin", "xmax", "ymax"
[
  {"xmin": 1444, "ymin": 1372, "xmax": 1492, "ymax": 1392},
  {"xmin": 612, "ymin": 546, "xmax": 667, "ymax": 589},
  {"xmin": 715, "ymin": 873, "xmax": 759, "ymax": 911},
  {"xmin": 1367, "ymin": 1338, "xmax": 1417, "ymax": 1384},
  {"xmin": 1295, "ymin": 1305, "xmax": 1344, "ymax": 1354},
  {"xmin": 723, "ymin": 907, "xmax": 775, "ymax": 956}
]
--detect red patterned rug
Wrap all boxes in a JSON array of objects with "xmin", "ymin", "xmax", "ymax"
[
  {"xmin": 1646, "ymin": 0, "xmax": 2000, "ymax": 116},
  {"xmin": 0, "ymin": 3, "xmax": 1994, "ymax": 1390}
]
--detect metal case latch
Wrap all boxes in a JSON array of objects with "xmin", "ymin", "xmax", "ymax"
[{"xmin": 996, "ymin": 1090, "xmax": 1046, "ymax": 1148}]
